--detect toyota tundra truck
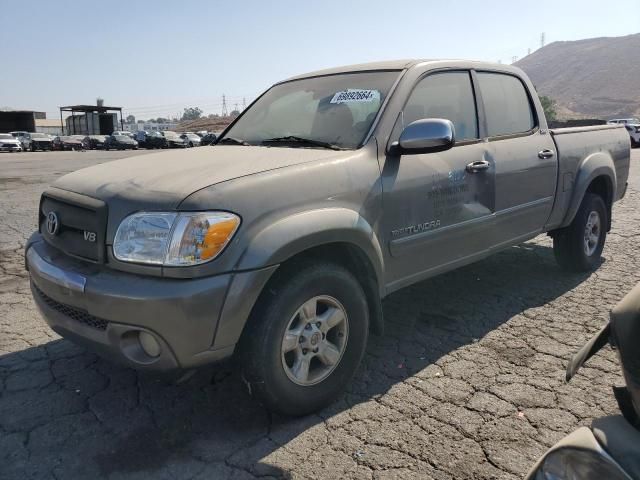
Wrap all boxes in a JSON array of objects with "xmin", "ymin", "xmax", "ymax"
[{"xmin": 25, "ymin": 60, "xmax": 630, "ymax": 415}]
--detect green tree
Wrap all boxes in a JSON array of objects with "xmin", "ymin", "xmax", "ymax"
[
  {"xmin": 126, "ymin": 114, "xmax": 136, "ymax": 124},
  {"xmin": 181, "ymin": 107, "xmax": 203, "ymax": 121},
  {"xmin": 539, "ymin": 95, "xmax": 557, "ymax": 121}
]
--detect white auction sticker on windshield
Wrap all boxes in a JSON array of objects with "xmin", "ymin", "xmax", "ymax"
[{"xmin": 330, "ymin": 89, "xmax": 380, "ymax": 104}]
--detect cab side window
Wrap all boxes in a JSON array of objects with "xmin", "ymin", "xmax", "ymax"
[
  {"xmin": 477, "ymin": 72, "xmax": 535, "ymax": 137},
  {"xmin": 401, "ymin": 71, "xmax": 479, "ymax": 141}
]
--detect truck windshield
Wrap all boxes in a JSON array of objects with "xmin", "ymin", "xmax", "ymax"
[{"xmin": 220, "ymin": 71, "xmax": 400, "ymax": 150}]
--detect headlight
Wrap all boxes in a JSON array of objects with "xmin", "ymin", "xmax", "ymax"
[{"xmin": 113, "ymin": 211, "xmax": 240, "ymax": 266}]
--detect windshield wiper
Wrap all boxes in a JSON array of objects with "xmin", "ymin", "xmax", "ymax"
[
  {"xmin": 218, "ymin": 137, "xmax": 251, "ymax": 146},
  {"xmin": 261, "ymin": 136, "xmax": 343, "ymax": 150}
]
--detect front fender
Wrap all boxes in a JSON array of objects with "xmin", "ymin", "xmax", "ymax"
[
  {"xmin": 235, "ymin": 208, "xmax": 385, "ymax": 295},
  {"xmin": 561, "ymin": 152, "xmax": 616, "ymax": 228}
]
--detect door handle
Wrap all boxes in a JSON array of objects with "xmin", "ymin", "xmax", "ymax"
[
  {"xmin": 466, "ymin": 160, "xmax": 490, "ymax": 173},
  {"xmin": 538, "ymin": 149, "xmax": 555, "ymax": 159}
]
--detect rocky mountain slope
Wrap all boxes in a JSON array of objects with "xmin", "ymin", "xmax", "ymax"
[{"xmin": 516, "ymin": 34, "xmax": 640, "ymax": 119}]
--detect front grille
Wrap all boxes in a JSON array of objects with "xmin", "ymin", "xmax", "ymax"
[
  {"xmin": 33, "ymin": 283, "xmax": 108, "ymax": 331},
  {"xmin": 40, "ymin": 192, "xmax": 107, "ymax": 262}
]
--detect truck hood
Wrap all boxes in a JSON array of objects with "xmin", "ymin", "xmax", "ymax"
[{"xmin": 52, "ymin": 145, "xmax": 348, "ymax": 211}]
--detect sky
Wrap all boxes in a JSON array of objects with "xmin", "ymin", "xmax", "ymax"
[{"xmin": 1, "ymin": 0, "xmax": 638, "ymax": 121}]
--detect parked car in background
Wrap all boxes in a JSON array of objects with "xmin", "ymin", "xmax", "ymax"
[
  {"xmin": 196, "ymin": 130, "xmax": 208, "ymax": 137},
  {"xmin": 112, "ymin": 130, "xmax": 135, "ymax": 139},
  {"xmin": 104, "ymin": 134, "xmax": 138, "ymax": 150},
  {"xmin": 0, "ymin": 133, "xmax": 23, "ymax": 152},
  {"xmin": 162, "ymin": 130, "xmax": 188, "ymax": 148},
  {"xmin": 10, "ymin": 131, "xmax": 28, "ymax": 149},
  {"xmin": 70, "ymin": 135, "xmax": 90, "ymax": 149},
  {"xmin": 134, "ymin": 130, "xmax": 148, "ymax": 148},
  {"xmin": 608, "ymin": 118, "xmax": 640, "ymax": 147},
  {"xmin": 83, "ymin": 135, "xmax": 108, "ymax": 150},
  {"xmin": 10, "ymin": 132, "xmax": 53, "ymax": 151},
  {"xmin": 142, "ymin": 131, "xmax": 167, "ymax": 149},
  {"xmin": 52, "ymin": 135, "xmax": 85, "ymax": 151},
  {"xmin": 180, "ymin": 132, "xmax": 201, "ymax": 147},
  {"xmin": 200, "ymin": 132, "xmax": 217, "ymax": 145}
]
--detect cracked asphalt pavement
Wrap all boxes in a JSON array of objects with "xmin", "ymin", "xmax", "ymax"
[{"xmin": 1, "ymin": 149, "xmax": 639, "ymax": 479}]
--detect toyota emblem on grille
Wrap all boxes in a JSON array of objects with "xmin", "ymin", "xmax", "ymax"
[{"xmin": 46, "ymin": 212, "xmax": 60, "ymax": 236}]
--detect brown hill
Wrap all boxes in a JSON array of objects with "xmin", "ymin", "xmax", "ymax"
[
  {"xmin": 515, "ymin": 34, "xmax": 640, "ymax": 119},
  {"xmin": 176, "ymin": 116, "xmax": 235, "ymax": 133}
]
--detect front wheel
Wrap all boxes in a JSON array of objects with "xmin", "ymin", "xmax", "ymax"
[
  {"xmin": 553, "ymin": 193, "xmax": 607, "ymax": 272},
  {"xmin": 240, "ymin": 262, "xmax": 369, "ymax": 416}
]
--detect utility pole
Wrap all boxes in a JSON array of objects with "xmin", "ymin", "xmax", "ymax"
[
  {"xmin": 528, "ymin": 48, "xmax": 531, "ymax": 56},
  {"xmin": 222, "ymin": 94, "xmax": 228, "ymax": 117},
  {"xmin": 242, "ymin": 97, "xmax": 246, "ymax": 110},
  {"xmin": 540, "ymin": 32, "xmax": 546, "ymax": 48},
  {"xmin": 512, "ymin": 56, "xmax": 518, "ymax": 64},
  {"xmin": 234, "ymin": 103, "xmax": 239, "ymax": 112}
]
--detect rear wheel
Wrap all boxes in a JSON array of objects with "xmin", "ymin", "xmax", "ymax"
[
  {"xmin": 240, "ymin": 262, "xmax": 369, "ymax": 416},
  {"xmin": 553, "ymin": 193, "xmax": 607, "ymax": 272}
]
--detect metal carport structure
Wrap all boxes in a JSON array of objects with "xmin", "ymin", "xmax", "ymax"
[{"xmin": 59, "ymin": 104, "xmax": 124, "ymax": 135}]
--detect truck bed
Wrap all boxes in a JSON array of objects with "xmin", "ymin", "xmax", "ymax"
[{"xmin": 545, "ymin": 124, "xmax": 630, "ymax": 230}]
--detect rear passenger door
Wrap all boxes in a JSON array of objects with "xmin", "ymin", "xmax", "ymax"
[{"xmin": 475, "ymin": 71, "xmax": 557, "ymax": 245}]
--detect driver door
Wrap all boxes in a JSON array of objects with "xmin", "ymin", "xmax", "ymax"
[{"xmin": 380, "ymin": 70, "xmax": 496, "ymax": 290}]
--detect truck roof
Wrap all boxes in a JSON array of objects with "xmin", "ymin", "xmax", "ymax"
[{"xmin": 281, "ymin": 59, "xmax": 521, "ymax": 82}]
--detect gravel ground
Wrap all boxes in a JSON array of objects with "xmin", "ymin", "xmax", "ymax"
[{"xmin": 1, "ymin": 149, "xmax": 639, "ymax": 479}]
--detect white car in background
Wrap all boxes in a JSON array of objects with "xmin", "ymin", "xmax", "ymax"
[
  {"xmin": 0, "ymin": 133, "xmax": 23, "ymax": 152},
  {"xmin": 608, "ymin": 118, "xmax": 640, "ymax": 147},
  {"xmin": 180, "ymin": 132, "xmax": 201, "ymax": 147}
]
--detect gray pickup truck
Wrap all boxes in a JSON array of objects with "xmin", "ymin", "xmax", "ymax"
[{"xmin": 26, "ymin": 60, "xmax": 630, "ymax": 415}]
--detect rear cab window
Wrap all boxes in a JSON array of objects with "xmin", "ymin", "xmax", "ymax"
[{"xmin": 476, "ymin": 72, "xmax": 536, "ymax": 137}]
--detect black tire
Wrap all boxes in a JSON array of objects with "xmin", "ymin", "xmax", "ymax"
[
  {"xmin": 30, "ymin": 144, "xmax": 36, "ymax": 152},
  {"xmin": 553, "ymin": 193, "xmax": 607, "ymax": 272},
  {"xmin": 239, "ymin": 261, "xmax": 369, "ymax": 416}
]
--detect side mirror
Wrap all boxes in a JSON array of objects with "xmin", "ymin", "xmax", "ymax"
[{"xmin": 389, "ymin": 118, "xmax": 455, "ymax": 156}]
